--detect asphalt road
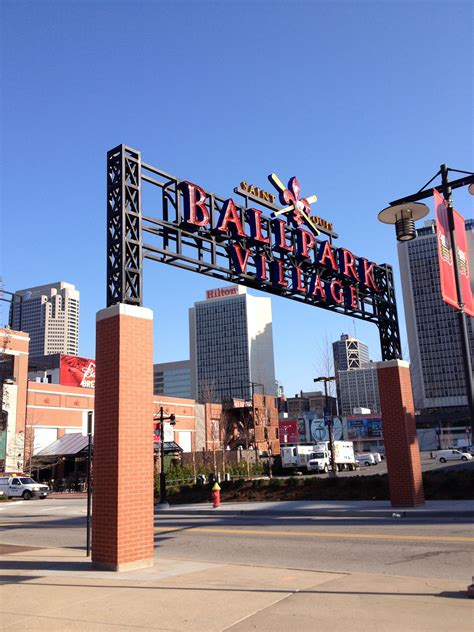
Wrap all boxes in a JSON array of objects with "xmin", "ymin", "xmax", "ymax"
[{"xmin": 0, "ymin": 498, "xmax": 472, "ymax": 583}]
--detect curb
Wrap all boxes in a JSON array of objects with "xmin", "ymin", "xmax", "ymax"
[{"xmin": 154, "ymin": 507, "xmax": 474, "ymax": 519}]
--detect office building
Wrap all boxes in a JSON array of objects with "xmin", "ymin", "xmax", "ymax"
[
  {"xmin": 153, "ymin": 360, "xmax": 193, "ymax": 399},
  {"xmin": 332, "ymin": 333, "xmax": 372, "ymax": 414},
  {"xmin": 332, "ymin": 333, "xmax": 369, "ymax": 374},
  {"xmin": 338, "ymin": 363, "xmax": 381, "ymax": 416},
  {"xmin": 398, "ymin": 219, "xmax": 474, "ymax": 411},
  {"xmin": 189, "ymin": 285, "xmax": 276, "ymax": 403},
  {"xmin": 10, "ymin": 282, "xmax": 79, "ymax": 357}
]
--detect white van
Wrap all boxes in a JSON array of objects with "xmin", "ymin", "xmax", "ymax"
[
  {"xmin": 0, "ymin": 475, "xmax": 49, "ymax": 500},
  {"xmin": 436, "ymin": 450, "xmax": 472, "ymax": 463},
  {"xmin": 355, "ymin": 453, "xmax": 376, "ymax": 466},
  {"xmin": 371, "ymin": 452, "xmax": 382, "ymax": 464}
]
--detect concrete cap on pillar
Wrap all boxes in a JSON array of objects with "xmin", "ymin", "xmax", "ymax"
[
  {"xmin": 374, "ymin": 359, "xmax": 410, "ymax": 370},
  {"xmin": 96, "ymin": 304, "xmax": 153, "ymax": 322}
]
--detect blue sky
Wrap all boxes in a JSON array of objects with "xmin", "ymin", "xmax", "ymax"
[{"xmin": 1, "ymin": 0, "xmax": 473, "ymax": 397}]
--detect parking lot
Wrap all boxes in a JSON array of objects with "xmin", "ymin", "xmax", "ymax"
[{"xmin": 288, "ymin": 451, "xmax": 474, "ymax": 478}]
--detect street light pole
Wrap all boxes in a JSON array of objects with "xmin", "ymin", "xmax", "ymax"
[
  {"xmin": 378, "ymin": 166, "xmax": 474, "ymax": 432},
  {"xmin": 314, "ymin": 376, "xmax": 337, "ymax": 477},
  {"xmin": 86, "ymin": 410, "xmax": 93, "ymax": 557},
  {"xmin": 154, "ymin": 407, "xmax": 176, "ymax": 509},
  {"xmin": 440, "ymin": 165, "xmax": 474, "ymax": 431}
]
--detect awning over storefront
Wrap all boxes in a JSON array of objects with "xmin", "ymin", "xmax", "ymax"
[
  {"xmin": 35, "ymin": 433, "xmax": 89, "ymax": 457},
  {"xmin": 154, "ymin": 441, "xmax": 183, "ymax": 454}
]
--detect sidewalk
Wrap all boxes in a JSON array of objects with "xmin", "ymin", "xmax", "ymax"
[
  {"xmin": 157, "ymin": 499, "xmax": 474, "ymax": 519},
  {"xmin": 0, "ymin": 544, "xmax": 472, "ymax": 631}
]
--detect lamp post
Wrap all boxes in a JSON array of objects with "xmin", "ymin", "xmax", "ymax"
[
  {"xmin": 86, "ymin": 410, "xmax": 93, "ymax": 557},
  {"xmin": 154, "ymin": 407, "xmax": 176, "ymax": 509},
  {"xmin": 314, "ymin": 376, "xmax": 337, "ymax": 477},
  {"xmin": 378, "ymin": 166, "xmax": 474, "ymax": 433},
  {"xmin": 435, "ymin": 424, "xmax": 442, "ymax": 451}
]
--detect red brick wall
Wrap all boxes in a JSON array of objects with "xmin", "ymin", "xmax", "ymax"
[
  {"xmin": 92, "ymin": 305, "xmax": 154, "ymax": 569},
  {"xmin": 377, "ymin": 360, "xmax": 424, "ymax": 507}
]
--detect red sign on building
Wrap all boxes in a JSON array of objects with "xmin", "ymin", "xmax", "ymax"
[
  {"xmin": 434, "ymin": 190, "xmax": 473, "ymax": 316},
  {"xmin": 278, "ymin": 419, "xmax": 299, "ymax": 444},
  {"xmin": 60, "ymin": 355, "xmax": 96, "ymax": 389}
]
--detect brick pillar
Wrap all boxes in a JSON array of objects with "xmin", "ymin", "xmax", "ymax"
[
  {"xmin": 92, "ymin": 304, "xmax": 154, "ymax": 571},
  {"xmin": 377, "ymin": 359, "xmax": 424, "ymax": 507}
]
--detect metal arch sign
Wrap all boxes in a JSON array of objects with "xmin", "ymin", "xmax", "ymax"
[{"xmin": 106, "ymin": 144, "xmax": 401, "ymax": 360}]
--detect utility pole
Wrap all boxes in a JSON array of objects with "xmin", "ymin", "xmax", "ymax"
[{"xmin": 314, "ymin": 376, "xmax": 337, "ymax": 477}]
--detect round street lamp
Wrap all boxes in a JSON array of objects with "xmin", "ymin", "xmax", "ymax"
[{"xmin": 378, "ymin": 202, "xmax": 429, "ymax": 242}]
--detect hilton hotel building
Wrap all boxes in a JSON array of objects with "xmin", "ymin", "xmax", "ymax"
[
  {"xmin": 189, "ymin": 286, "xmax": 276, "ymax": 403},
  {"xmin": 398, "ymin": 219, "xmax": 474, "ymax": 412}
]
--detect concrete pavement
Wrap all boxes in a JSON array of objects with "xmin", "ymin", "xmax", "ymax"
[{"xmin": 0, "ymin": 544, "xmax": 472, "ymax": 631}]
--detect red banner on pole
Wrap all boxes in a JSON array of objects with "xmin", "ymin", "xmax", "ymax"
[
  {"xmin": 434, "ymin": 189, "xmax": 474, "ymax": 316},
  {"xmin": 453, "ymin": 208, "xmax": 474, "ymax": 317}
]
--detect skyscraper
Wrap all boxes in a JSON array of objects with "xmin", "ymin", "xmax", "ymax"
[
  {"xmin": 332, "ymin": 334, "xmax": 379, "ymax": 415},
  {"xmin": 189, "ymin": 286, "xmax": 276, "ymax": 403},
  {"xmin": 337, "ymin": 364, "xmax": 381, "ymax": 416},
  {"xmin": 332, "ymin": 334, "xmax": 369, "ymax": 374},
  {"xmin": 398, "ymin": 219, "xmax": 474, "ymax": 411},
  {"xmin": 10, "ymin": 282, "xmax": 79, "ymax": 357}
]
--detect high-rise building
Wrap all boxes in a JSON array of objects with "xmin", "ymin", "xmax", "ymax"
[
  {"xmin": 332, "ymin": 334, "xmax": 369, "ymax": 374},
  {"xmin": 332, "ymin": 333, "xmax": 380, "ymax": 416},
  {"xmin": 398, "ymin": 219, "xmax": 474, "ymax": 411},
  {"xmin": 153, "ymin": 360, "xmax": 192, "ymax": 399},
  {"xmin": 10, "ymin": 282, "xmax": 79, "ymax": 357},
  {"xmin": 338, "ymin": 364, "xmax": 381, "ymax": 416},
  {"xmin": 189, "ymin": 285, "xmax": 276, "ymax": 403}
]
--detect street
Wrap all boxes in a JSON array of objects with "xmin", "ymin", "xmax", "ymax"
[{"xmin": 0, "ymin": 498, "xmax": 472, "ymax": 582}]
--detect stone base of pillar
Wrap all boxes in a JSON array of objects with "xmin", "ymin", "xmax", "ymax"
[
  {"xmin": 376, "ymin": 359, "xmax": 425, "ymax": 507},
  {"xmin": 93, "ymin": 558, "xmax": 154, "ymax": 573},
  {"xmin": 92, "ymin": 304, "xmax": 155, "ymax": 570}
]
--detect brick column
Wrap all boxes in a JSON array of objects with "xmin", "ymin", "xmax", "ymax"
[
  {"xmin": 377, "ymin": 360, "xmax": 424, "ymax": 507},
  {"xmin": 92, "ymin": 304, "xmax": 154, "ymax": 571}
]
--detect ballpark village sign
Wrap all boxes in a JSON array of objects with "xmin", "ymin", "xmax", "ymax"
[
  {"xmin": 107, "ymin": 144, "xmax": 401, "ymax": 359},
  {"xmin": 93, "ymin": 144, "xmax": 422, "ymax": 571}
]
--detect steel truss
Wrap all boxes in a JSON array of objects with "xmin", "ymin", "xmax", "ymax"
[{"xmin": 106, "ymin": 144, "xmax": 402, "ymax": 360}]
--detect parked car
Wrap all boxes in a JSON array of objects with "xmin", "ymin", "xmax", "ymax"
[
  {"xmin": 436, "ymin": 449, "xmax": 472, "ymax": 463},
  {"xmin": 0, "ymin": 475, "xmax": 49, "ymax": 500},
  {"xmin": 355, "ymin": 453, "xmax": 376, "ymax": 466}
]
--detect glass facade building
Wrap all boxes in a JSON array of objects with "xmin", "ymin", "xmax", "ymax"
[
  {"xmin": 398, "ymin": 219, "xmax": 474, "ymax": 411},
  {"xmin": 153, "ymin": 360, "xmax": 193, "ymax": 399}
]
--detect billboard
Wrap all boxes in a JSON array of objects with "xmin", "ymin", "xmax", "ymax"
[
  {"xmin": 60, "ymin": 355, "xmax": 96, "ymax": 389},
  {"xmin": 347, "ymin": 416, "xmax": 383, "ymax": 440},
  {"xmin": 278, "ymin": 419, "xmax": 299, "ymax": 444}
]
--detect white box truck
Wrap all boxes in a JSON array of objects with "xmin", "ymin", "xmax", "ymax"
[
  {"xmin": 307, "ymin": 441, "xmax": 358, "ymax": 473},
  {"xmin": 281, "ymin": 445, "xmax": 319, "ymax": 471}
]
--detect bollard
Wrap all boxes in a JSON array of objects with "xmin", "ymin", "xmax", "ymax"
[{"xmin": 212, "ymin": 482, "xmax": 221, "ymax": 508}]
